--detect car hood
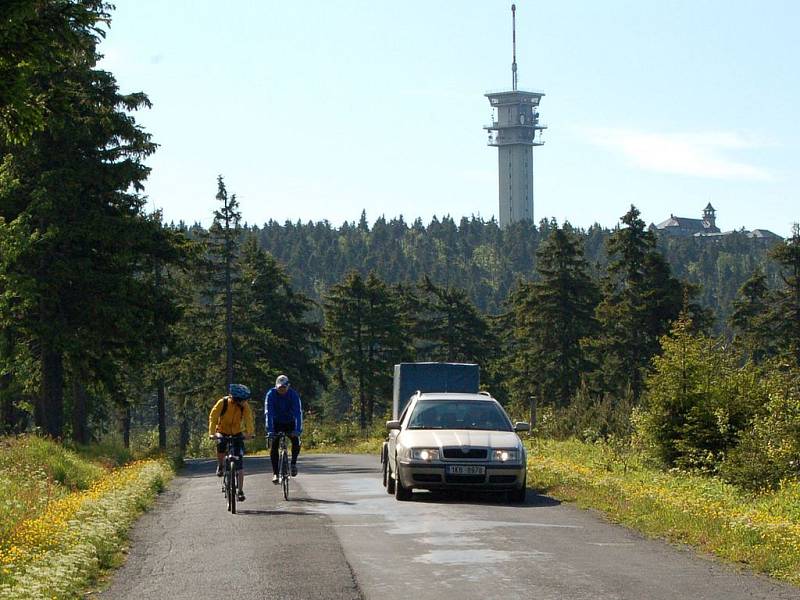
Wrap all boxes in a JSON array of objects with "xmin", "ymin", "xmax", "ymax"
[{"xmin": 399, "ymin": 429, "xmax": 522, "ymax": 449}]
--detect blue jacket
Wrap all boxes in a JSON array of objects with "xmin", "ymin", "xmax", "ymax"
[{"xmin": 265, "ymin": 387, "xmax": 303, "ymax": 434}]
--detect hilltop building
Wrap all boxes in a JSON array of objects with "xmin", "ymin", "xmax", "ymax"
[
  {"xmin": 484, "ymin": 4, "xmax": 546, "ymax": 229},
  {"xmin": 649, "ymin": 203, "xmax": 783, "ymax": 240}
]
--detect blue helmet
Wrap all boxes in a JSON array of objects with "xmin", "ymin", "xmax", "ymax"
[{"xmin": 228, "ymin": 383, "xmax": 251, "ymax": 400}]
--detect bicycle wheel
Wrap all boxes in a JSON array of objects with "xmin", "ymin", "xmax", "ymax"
[
  {"xmin": 281, "ymin": 448, "xmax": 290, "ymax": 500},
  {"xmin": 228, "ymin": 461, "xmax": 237, "ymax": 514}
]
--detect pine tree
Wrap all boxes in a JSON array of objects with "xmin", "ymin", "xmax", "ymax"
[
  {"xmin": 509, "ymin": 226, "xmax": 600, "ymax": 407},
  {"xmin": 322, "ymin": 271, "xmax": 407, "ymax": 428},
  {"xmin": 729, "ymin": 267, "xmax": 773, "ymax": 361},
  {"xmin": 769, "ymin": 224, "xmax": 800, "ymax": 365},
  {"xmin": 414, "ymin": 276, "xmax": 495, "ymax": 366},
  {"xmin": 197, "ymin": 176, "xmax": 241, "ymax": 389},
  {"xmin": 0, "ymin": 5, "xmax": 181, "ymax": 437},
  {"xmin": 233, "ymin": 236, "xmax": 324, "ymax": 409},
  {"xmin": 592, "ymin": 206, "xmax": 683, "ymax": 403},
  {"xmin": 0, "ymin": 1, "xmax": 110, "ymax": 144}
]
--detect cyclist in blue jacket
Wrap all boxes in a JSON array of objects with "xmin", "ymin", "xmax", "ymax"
[{"xmin": 265, "ymin": 374, "xmax": 302, "ymax": 484}]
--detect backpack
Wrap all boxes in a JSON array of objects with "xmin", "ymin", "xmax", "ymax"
[{"xmin": 220, "ymin": 396, "xmax": 242, "ymax": 418}]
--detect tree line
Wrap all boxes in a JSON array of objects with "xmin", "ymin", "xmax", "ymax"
[{"xmin": 213, "ymin": 210, "xmax": 781, "ymax": 331}]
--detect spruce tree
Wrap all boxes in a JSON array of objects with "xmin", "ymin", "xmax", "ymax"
[
  {"xmin": 322, "ymin": 271, "xmax": 407, "ymax": 428},
  {"xmin": 769, "ymin": 225, "xmax": 800, "ymax": 365},
  {"xmin": 233, "ymin": 236, "xmax": 324, "ymax": 408},
  {"xmin": 592, "ymin": 206, "xmax": 683, "ymax": 403},
  {"xmin": 0, "ymin": 4, "xmax": 181, "ymax": 437},
  {"xmin": 729, "ymin": 267, "xmax": 773, "ymax": 361},
  {"xmin": 0, "ymin": 0, "xmax": 110, "ymax": 144},
  {"xmin": 414, "ymin": 276, "xmax": 495, "ymax": 366},
  {"xmin": 638, "ymin": 311, "xmax": 759, "ymax": 470},
  {"xmin": 510, "ymin": 226, "xmax": 599, "ymax": 407},
  {"xmin": 197, "ymin": 176, "xmax": 241, "ymax": 389}
]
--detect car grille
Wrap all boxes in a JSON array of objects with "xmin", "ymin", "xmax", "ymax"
[
  {"xmin": 413, "ymin": 474, "xmax": 442, "ymax": 483},
  {"xmin": 442, "ymin": 448, "xmax": 487, "ymax": 459},
  {"xmin": 445, "ymin": 474, "xmax": 486, "ymax": 484}
]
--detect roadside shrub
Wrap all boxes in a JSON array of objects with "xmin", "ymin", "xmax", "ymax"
[
  {"xmin": 637, "ymin": 315, "xmax": 764, "ymax": 472},
  {"xmin": 535, "ymin": 386, "xmax": 634, "ymax": 442},
  {"xmin": 70, "ymin": 438, "xmax": 132, "ymax": 467},
  {"xmin": 720, "ymin": 361, "xmax": 800, "ymax": 489},
  {"xmin": 303, "ymin": 412, "xmax": 385, "ymax": 453}
]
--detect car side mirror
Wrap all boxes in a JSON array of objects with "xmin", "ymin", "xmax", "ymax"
[
  {"xmin": 386, "ymin": 420, "xmax": 401, "ymax": 430},
  {"xmin": 514, "ymin": 421, "xmax": 530, "ymax": 432}
]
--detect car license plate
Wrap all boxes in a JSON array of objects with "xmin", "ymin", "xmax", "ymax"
[{"xmin": 446, "ymin": 465, "xmax": 485, "ymax": 475}]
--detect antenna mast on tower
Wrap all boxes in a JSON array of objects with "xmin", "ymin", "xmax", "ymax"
[{"xmin": 511, "ymin": 4, "xmax": 518, "ymax": 91}]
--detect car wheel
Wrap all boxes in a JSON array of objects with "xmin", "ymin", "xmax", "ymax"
[
  {"xmin": 382, "ymin": 454, "xmax": 388, "ymax": 488},
  {"xmin": 508, "ymin": 474, "xmax": 527, "ymax": 504},
  {"xmin": 386, "ymin": 459, "xmax": 396, "ymax": 494},
  {"xmin": 395, "ymin": 468, "xmax": 412, "ymax": 501}
]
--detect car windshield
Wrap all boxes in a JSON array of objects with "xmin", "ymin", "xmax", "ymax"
[{"xmin": 406, "ymin": 400, "xmax": 512, "ymax": 431}]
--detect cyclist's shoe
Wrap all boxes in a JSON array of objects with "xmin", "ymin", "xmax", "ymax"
[
  {"xmin": 237, "ymin": 491, "xmax": 245, "ymax": 502},
  {"xmin": 215, "ymin": 465, "xmax": 223, "ymax": 477},
  {"xmin": 272, "ymin": 474, "xmax": 279, "ymax": 485},
  {"xmin": 291, "ymin": 463, "xmax": 298, "ymax": 477}
]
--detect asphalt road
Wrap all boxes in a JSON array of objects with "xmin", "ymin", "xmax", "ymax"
[{"xmin": 99, "ymin": 453, "xmax": 800, "ymax": 600}]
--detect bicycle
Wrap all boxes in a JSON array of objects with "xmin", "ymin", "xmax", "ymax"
[
  {"xmin": 214, "ymin": 433, "xmax": 244, "ymax": 514},
  {"xmin": 274, "ymin": 432, "xmax": 291, "ymax": 500}
]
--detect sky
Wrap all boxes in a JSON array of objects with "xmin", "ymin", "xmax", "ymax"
[{"xmin": 98, "ymin": 1, "xmax": 800, "ymax": 236}]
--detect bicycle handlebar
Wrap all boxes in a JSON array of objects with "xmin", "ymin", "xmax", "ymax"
[{"xmin": 210, "ymin": 433, "xmax": 250, "ymax": 440}]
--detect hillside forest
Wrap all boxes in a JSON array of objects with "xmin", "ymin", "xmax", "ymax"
[{"xmin": 1, "ymin": 2, "xmax": 799, "ymax": 492}]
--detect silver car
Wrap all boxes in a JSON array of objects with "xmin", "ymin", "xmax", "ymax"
[{"xmin": 384, "ymin": 392, "xmax": 529, "ymax": 502}]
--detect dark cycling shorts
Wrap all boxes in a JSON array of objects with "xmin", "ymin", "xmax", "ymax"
[
  {"xmin": 216, "ymin": 435, "xmax": 245, "ymax": 468},
  {"xmin": 272, "ymin": 422, "xmax": 299, "ymax": 437}
]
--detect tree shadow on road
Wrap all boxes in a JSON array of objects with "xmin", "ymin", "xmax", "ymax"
[
  {"xmin": 179, "ymin": 456, "xmax": 277, "ymax": 478},
  {"xmin": 236, "ymin": 509, "xmax": 316, "ymax": 516},
  {"xmin": 298, "ymin": 454, "xmax": 379, "ymax": 472},
  {"xmin": 288, "ymin": 497, "xmax": 356, "ymax": 506}
]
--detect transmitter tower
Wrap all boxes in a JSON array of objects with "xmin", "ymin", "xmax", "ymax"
[{"xmin": 484, "ymin": 4, "xmax": 546, "ymax": 228}]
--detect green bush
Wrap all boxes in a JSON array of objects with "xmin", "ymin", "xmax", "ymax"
[
  {"xmin": 71, "ymin": 438, "xmax": 133, "ymax": 467},
  {"xmin": 535, "ymin": 385, "xmax": 634, "ymax": 442},
  {"xmin": 720, "ymin": 362, "xmax": 800, "ymax": 489},
  {"xmin": 637, "ymin": 315, "xmax": 764, "ymax": 472},
  {"xmin": 303, "ymin": 412, "xmax": 385, "ymax": 452}
]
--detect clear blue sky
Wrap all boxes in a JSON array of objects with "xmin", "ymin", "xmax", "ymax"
[{"xmin": 99, "ymin": 1, "xmax": 799, "ymax": 235}]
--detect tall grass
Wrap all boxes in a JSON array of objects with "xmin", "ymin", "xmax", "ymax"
[
  {"xmin": 0, "ymin": 435, "xmax": 172, "ymax": 599},
  {"xmin": 302, "ymin": 414, "xmax": 385, "ymax": 454},
  {"xmin": 527, "ymin": 438, "xmax": 800, "ymax": 585},
  {"xmin": 0, "ymin": 437, "xmax": 108, "ymax": 544}
]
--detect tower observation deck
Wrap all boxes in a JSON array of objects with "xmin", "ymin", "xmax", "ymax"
[{"xmin": 484, "ymin": 4, "xmax": 546, "ymax": 228}]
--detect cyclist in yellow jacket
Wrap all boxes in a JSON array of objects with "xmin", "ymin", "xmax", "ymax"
[{"xmin": 209, "ymin": 383, "xmax": 255, "ymax": 501}]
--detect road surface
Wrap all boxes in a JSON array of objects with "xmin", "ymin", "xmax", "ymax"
[{"xmin": 98, "ymin": 454, "xmax": 800, "ymax": 600}]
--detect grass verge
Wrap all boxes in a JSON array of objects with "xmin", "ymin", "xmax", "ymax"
[
  {"xmin": 0, "ymin": 436, "xmax": 173, "ymax": 599},
  {"xmin": 302, "ymin": 419, "xmax": 384, "ymax": 455},
  {"xmin": 526, "ymin": 438, "xmax": 800, "ymax": 586}
]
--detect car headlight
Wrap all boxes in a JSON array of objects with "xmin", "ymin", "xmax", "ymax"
[
  {"xmin": 409, "ymin": 448, "xmax": 440, "ymax": 461},
  {"xmin": 492, "ymin": 449, "xmax": 520, "ymax": 462}
]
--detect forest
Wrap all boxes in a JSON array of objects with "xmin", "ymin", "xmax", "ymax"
[{"xmin": 2, "ymin": 1, "xmax": 799, "ymax": 493}]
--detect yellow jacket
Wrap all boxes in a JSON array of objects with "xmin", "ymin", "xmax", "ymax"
[{"xmin": 208, "ymin": 396, "xmax": 255, "ymax": 437}]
